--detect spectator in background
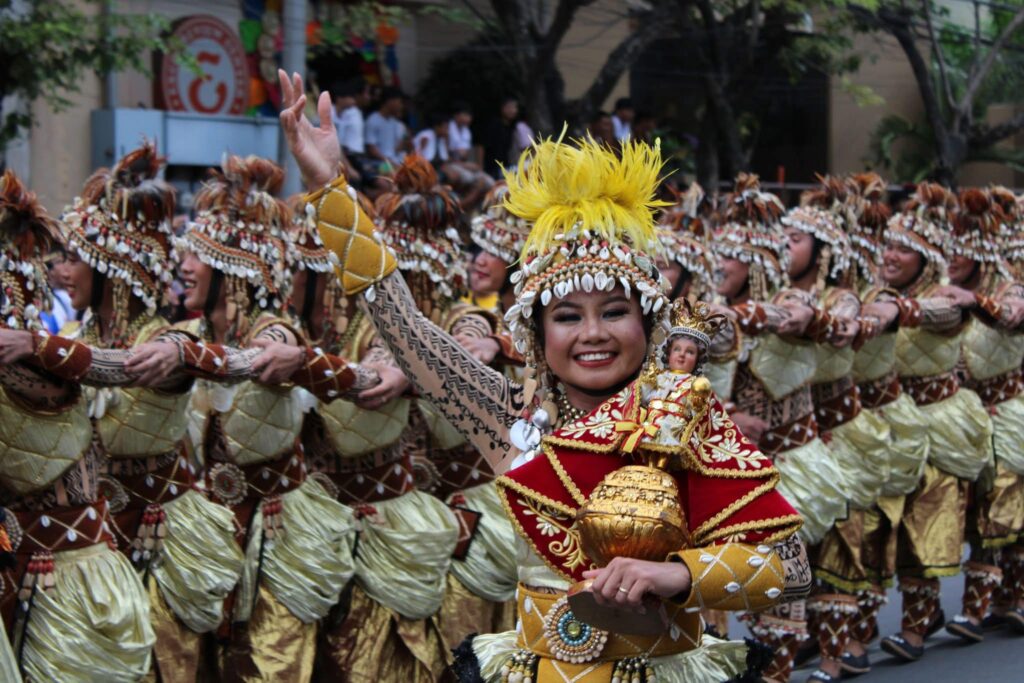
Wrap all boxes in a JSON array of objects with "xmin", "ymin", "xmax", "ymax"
[
  {"xmin": 512, "ymin": 116, "xmax": 534, "ymax": 163},
  {"xmin": 365, "ymin": 87, "xmax": 409, "ymax": 172},
  {"xmin": 611, "ymin": 97, "xmax": 634, "ymax": 141},
  {"xmin": 419, "ymin": 112, "xmax": 495, "ymax": 210},
  {"xmin": 482, "ymin": 97, "xmax": 519, "ymax": 179},
  {"xmin": 632, "ymin": 110, "xmax": 657, "ymax": 145},
  {"xmin": 40, "ymin": 250, "xmax": 78, "ymax": 335},
  {"xmin": 447, "ymin": 101, "xmax": 474, "ymax": 163},
  {"xmin": 414, "ymin": 113, "xmax": 450, "ymax": 165},
  {"xmin": 331, "ymin": 78, "xmax": 370, "ymax": 183},
  {"xmin": 588, "ymin": 110, "xmax": 617, "ymax": 147}
]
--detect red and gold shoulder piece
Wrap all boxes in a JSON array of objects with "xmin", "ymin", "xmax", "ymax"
[
  {"xmin": 543, "ymin": 384, "xmax": 640, "ymax": 453},
  {"xmin": 496, "ymin": 448, "xmax": 622, "ymax": 583}
]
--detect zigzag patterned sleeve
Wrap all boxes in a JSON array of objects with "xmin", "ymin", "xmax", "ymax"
[{"xmin": 360, "ymin": 272, "xmax": 524, "ymax": 468}]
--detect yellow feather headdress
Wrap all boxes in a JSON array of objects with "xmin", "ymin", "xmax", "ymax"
[{"xmin": 502, "ymin": 134, "xmax": 671, "ymax": 361}]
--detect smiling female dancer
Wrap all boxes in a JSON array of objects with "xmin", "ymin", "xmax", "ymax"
[{"xmin": 277, "ymin": 70, "xmax": 812, "ymax": 682}]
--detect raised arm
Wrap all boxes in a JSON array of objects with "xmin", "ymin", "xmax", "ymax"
[{"xmin": 359, "ymin": 271, "xmax": 524, "ymax": 465}]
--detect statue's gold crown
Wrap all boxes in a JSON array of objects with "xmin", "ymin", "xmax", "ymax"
[{"xmin": 667, "ymin": 300, "xmax": 724, "ymax": 350}]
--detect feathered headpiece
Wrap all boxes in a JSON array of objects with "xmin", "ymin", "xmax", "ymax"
[
  {"xmin": 470, "ymin": 182, "xmax": 531, "ymax": 265},
  {"xmin": 657, "ymin": 183, "xmax": 716, "ymax": 298},
  {"xmin": 844, "ymin": 172, "xmax": 890, "ymax": 287},
  {"xmin": 62, "ymin": 143, "xmax": 175, "ymax": 343},
  {"xmin": 949, "ymin": 189, "xmax": 1012, "ymax": 282},
  {"xmin": 782, "ymin": 205, "xmax": 854, "ymax": 290},
  {"xmin": 713, "ymin": 173, "xmax": 788, "ymax": 300},
  {"xmin": 176, "ymin": 155, "xmax": 290, "ymax": 341},
  {"xmin": 0, "ymin": 170, "xmax": 61, "ymax": 330},
  {"xmin": 374, "ymin": 154, "xmax": 466, "ymax": 305},
  {"xmin": 502, "ymin": 135, "xmax": 670, "ymax": 401},
  {"xmin": 884, "ymin": 182, "xmax": 955, "ymax": 292}
]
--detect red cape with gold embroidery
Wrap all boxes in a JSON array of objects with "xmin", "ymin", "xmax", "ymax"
[{"xmin": 496, "ymin": 374, "xmax": 802, "ymax": 584}]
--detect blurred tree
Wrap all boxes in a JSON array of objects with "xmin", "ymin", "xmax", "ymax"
[
  {"xmin": 0, "ymin": 0, "xmax": 178, "ymax": 156},
  {"xmin": 853, "ymin": 0, "xmax": 1024, "ymax": 185}
]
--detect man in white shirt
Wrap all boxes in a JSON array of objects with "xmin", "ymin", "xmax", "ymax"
[
  {"xmin": 331, "ymin": 78, "xmax": 369, "ymax": 156},
  {"xmin": 611, "ymin": 97, "xmax": 634, "ymax": 142},
  {"xmin": 365, "ymin": 88, "xmax": 409, "ymax": 170},
  {"xmin": 414, "ymin": 114, "xmax": 449, "ymax": 164},
  {"xmin": 447, "ymin": 102, "xmax": 474, "ymax": 162}
]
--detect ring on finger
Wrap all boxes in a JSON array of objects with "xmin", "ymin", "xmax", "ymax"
[{"xmin": 618, "ymin": 586, "xmax": 630, "ymax": 594}]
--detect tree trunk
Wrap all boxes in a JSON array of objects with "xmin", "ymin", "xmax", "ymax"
[
  {"xmin": 701, "ymin": 74, "xmax": 747, "ymax": 177},
  {"xmin": 696, "ymin": 111, "xmax": 720, "ymax": 190}
]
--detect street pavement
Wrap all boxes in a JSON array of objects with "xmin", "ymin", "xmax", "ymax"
[{"xmin": 727, "ymin": 573, "xmax": 1022, "ymax": 682}]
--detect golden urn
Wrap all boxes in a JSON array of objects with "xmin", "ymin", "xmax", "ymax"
[
  {"xmin": 575, "ymin": 465, "xmax": 688, "ymax": 565},
  {"xmin": 567, "ymin": 376, "xmax": 712, "ymax": 635}
]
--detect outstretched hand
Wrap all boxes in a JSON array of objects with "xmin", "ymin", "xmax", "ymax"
[{"xmin": 278, "ymin": 69, "xmax": 341, "ymax": 190}]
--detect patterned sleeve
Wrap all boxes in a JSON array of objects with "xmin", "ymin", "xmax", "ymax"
[{"xmin": 359, "ymin": 271, "xmax": 525, "ymax": 466}]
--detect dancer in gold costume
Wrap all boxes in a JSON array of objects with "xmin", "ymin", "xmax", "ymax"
[
  {"xmin": 0, "ymin": 169, "xmax": 155, "ymax": 681},
  {"xmin": 708, "ymin": 174, "xmax": 847, "ymax": 683},
  {"xmin": 170, "ymin": 155, "xmax": 369, "ymax": 682},
  {"xmin": 940, "ymin": 189, "xmax": 1024, "ymax": 643},
  {"xmin": 278, "ymin": 70, "xmax": 812, "ymax": 681},
  {"xmin": 876, "ymin": 183, "xmax": 994, "ymax": 663},
  {"xmin": 55, "ymin": 145, "xmax": 245, "ymax": 683}
]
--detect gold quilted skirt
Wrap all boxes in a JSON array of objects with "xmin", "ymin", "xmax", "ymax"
[
  {"xmin": 471, "ymin": 585, "xmax": 751, "ymax": 683},
  {"xmin": 17, "ymin": 543, "xmax": 154, "ymax": 682},
  {"xmin": 774, "ymin": 438, "xmax": 850, "ymax": 545}
]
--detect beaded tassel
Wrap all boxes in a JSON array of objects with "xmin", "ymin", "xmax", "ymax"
[
  {"xmin": 611, "ymin": 656, "xmax": 654, "ymax": 683},
  {"xmin": 499, "ymin": 650, "xmax": 537, "ymax": 683},
  {"xmin": 262, "ymin": 495, "xmax": 285, "ymax": 542},
  {"xmin": 19, "ymin": 551, "xmax": 55, "ymax": 603},
  {"xmin": 132, "ymin": 503, "xmax": 167, "ymax": 565}
]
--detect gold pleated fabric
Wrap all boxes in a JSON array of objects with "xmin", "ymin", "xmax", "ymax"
[
  {"xmin": 472, "ymin": 630, "xmax": 750, "ymax": 683},
  {"xmin": 447, "ymin": 482, "xmax": 518, "ymax": 603},
  {"xmin": 145, "ymin": 573, "xmax": 203, "ymax": 683},
  {"xmin": 990, "ymin": 394, "xmax": 1024, "ymax": 476},
  {"xmin": 815, "ymin": 509, "xmax": 872, "ymax": 592},
  {"xmin": 917, "ymin": 389, "xmax": 993, "ymax": 480},
  {"xmin": 236, "ymin": 479, "xmax": 356, "ymax": 625},
  {"xmin": 17, "ymin": 543, "xmax": 154, "ymax": 682},
  {"xmin": 318, "ymin": 584, "xmax": 449, "ymax": 683},
  {"xmin": 155, "ymin": 489, "xmax": 245, "ymax": 633},
  {"xmin": 315, "ymin": 490, "xmax": 459, "ymax": 682},
  {"xmin": 0, "ymin": 613, "xmax": 21, "ymax": 683},
  {"xmin": 437, "ymin": 573, "xmax": 515, "ymax": 653},
  {"xmin": 774, "ymin": 438, "xmax": 850, "ymax": 545},
  {"xmin": 874, "ymin": 394, "xmax": 930, "ymax": 496},
  {"xmin": 868, "ymin": 495, "xmax": 905, "ymax": 585},
  {"xmin": 828, "ymin": 409, "xmax": 892, "ymax": 510},
  {"xmin": 971, "ymin": 461, "xmax": 1024, "ymax": 547},
  {"xmin": 220, "ymin": 583, "xmax": 315, "ymax": 683},
  {"xmin": 898, "ymin": 464, "xmax": 968, "ymax": 577},
  {"xmin": 354, "ymin": 490, "xmax": 459, "ymax": 619}
]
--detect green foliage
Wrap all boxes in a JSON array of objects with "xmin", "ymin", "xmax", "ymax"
[
  {"xmin": 867, "ymin": 114, "xmax": 936, "ymax": 182},
  {"xmin": 315, "ymin": 1, "xmax": 480, "ymax": 56},
  {"xmin": 0, "ymin": 0, "xmax": 175, "ymax": 150}
]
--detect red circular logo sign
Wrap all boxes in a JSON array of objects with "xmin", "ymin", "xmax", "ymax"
[{"xmin": 160, "ymin": 15, "xmax": 248, "ymax": 116}]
